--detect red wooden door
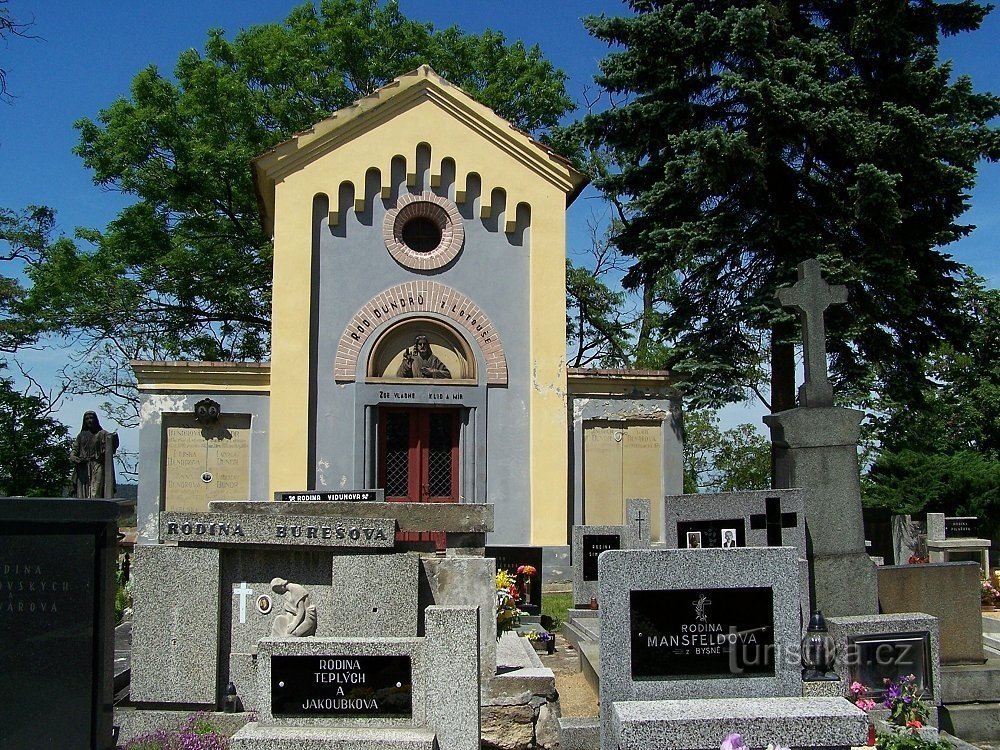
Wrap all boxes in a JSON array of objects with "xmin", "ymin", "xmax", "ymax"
[{"xmin": 378, "ymin": 408, "xmax": 459, "ymax": 547}]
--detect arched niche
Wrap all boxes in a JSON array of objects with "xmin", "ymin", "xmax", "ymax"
[{"xmin": 366, "ymin": 317, "xmax": 476, "ymax": 384}]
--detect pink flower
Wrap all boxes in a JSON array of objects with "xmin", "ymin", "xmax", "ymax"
[
  {"xmin": 856, "ymin": 699, "xmax": 877, "ymax": 711},
  {"xmin": 849, "ymin": 681, "xmax": 867, "ymax": 696}
]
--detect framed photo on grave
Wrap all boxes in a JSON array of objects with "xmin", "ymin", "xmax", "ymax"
[
  {"xmin": 847, "ymin": 632, "xmax": 932, "ymax": 699},
  {"xmin": 486, "ymin": 545, "xmax": 543, "ymax": 615},
  {"xmin": 582, "ymin": 534, "xmax": 621, "ymax": 581},
  {"xmin": 677, "ymin": 520, "xmax": 746, "ymax": 549},
  {"xmin": 630, "ymin": 587, "xmax": 775, "ymax": 679}
]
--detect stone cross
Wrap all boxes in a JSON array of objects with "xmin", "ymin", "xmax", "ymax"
[
  {"xmin": 776, "ymin": 258, "xmax": 848, "ymax": 407},
  {"xmin": 233, "ymin": 582, "xmax": 253, "ymax": 624}
]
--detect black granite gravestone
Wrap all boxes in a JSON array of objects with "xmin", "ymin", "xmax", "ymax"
[
  {"xmin": 630, "ymin": 587, "xmax": 774, "ymax": 679},
  {"xmin": 0, "ymin": 498, "xmax": 118, "ymax": 750},
  {"xmin": 271, "ymin": 654, "xmax": 413, "ymax": 717},
  {"xmin": 583, "ymin": 534, "xmax": 621, "ymax": 581},
  {"xmin": 486, "ymin": 545, "xmax": 543, "ymax": 615}
]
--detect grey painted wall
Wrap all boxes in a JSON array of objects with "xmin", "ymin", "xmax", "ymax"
[
  {"xmin": 311, "ymin": 168, "xmax": 533, "ymax": 545},
  {"xmin": 136, "ymin": 391, "xmax": 271, "ymax": 545}
]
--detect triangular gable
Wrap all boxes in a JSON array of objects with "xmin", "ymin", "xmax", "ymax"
[{"xmin": 252, "ymin": 65, "xmax": 587, "ymax": 235}]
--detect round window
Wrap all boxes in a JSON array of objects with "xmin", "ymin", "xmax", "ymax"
[
  {"xmin": 383, "ymin": 192, "xmax": 464, "ymax": 270},
  {"xmin": 401, "ymin": 216, "xmax": 442, "ymax": 253}
]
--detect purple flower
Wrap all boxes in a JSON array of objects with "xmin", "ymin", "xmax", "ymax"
[
  {"xmin": 885, "ymin": 682, "xmax": 902, "ymax": 700},
  {"xmin": 721, "ymin": 733, "xmax": 748, "ymax": 750}
]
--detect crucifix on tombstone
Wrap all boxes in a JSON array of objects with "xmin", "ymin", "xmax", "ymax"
[
  {"xmin": 776, "ymin": 258, "xmax": 848, "ymax": 408},
  {"xmin": 634, "ymin": 508, "xmax": 646, "ymax": 543},
  {"xmin": 750, "ymin": 496, "xmax": 799, "ymax": 546}
]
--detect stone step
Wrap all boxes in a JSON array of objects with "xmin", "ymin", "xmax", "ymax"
[
  {"xmin": 230, "ymin": 724, "xmax": 437, "ymax": 750},
  {"xmin": 579, "ymin": 640, "xmax": 600, "ymax": 695},
  {"xmin": 942, "ymin": 660, "xmax": 1000, "ymax": 703},
  {"xmin": 557, "ymin": 716, "xmax": 599, "ymax": 750},
  {"xmin": 939, "ymin": 702, "xmax": 1000, "ymax": 742},
  {"xmin": 610, "ymin": 697, "xmax": 868, "ymax": 750}
]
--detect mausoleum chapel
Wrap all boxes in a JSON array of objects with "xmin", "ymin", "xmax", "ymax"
[{"xmin": 131, "ymin": 67, "xmax": 684, "ymax": 551}]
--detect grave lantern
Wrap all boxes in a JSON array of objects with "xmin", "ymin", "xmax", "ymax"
[{"xmin": 801, "ymin": 610, "xmax": 838, "ymax": 680}]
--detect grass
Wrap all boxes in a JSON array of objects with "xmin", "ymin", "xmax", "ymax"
[{"xmin": 542, "ymin": 591, "xmax": 572, "ymax": 631}]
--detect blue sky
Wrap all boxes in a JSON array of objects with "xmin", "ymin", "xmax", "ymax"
[{"xmin": 1, "ymin": 0, "xmax": 998, "ymax": 448}]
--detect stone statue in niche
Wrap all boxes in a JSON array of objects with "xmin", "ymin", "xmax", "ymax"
[
  {"xmin": 397, "ymin": 334, "xmax": 451, "ymax": 379},
  {"xmin": 70, "ymin": 410, "xmax": 120, "ymax": 498},
  {"xmin": 269, "ymin": 578, "xmax": 318, "ymax": 637}
]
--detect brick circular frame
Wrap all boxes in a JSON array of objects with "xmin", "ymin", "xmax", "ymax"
[
  {"xmin": 383, "ymin": 191, "xmax": 464, "ymax": 271},
  {"xmin": 334, "ymin": 281, "xmax": 507, "ymax": 385}
]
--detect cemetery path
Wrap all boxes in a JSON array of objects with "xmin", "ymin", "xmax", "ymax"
[{"xmin": 539, "ymin": 634, "xmax": 598, "ymax": 718}]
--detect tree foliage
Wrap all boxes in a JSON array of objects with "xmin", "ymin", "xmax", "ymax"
[
  {"xmin": 0, "ymin": 366, "xmax": 72, "ymax": 496},
  {"xmin": 17, "ymin": 0, "xmax": 574, "ymax": 422},
  {"xmin": 864, "ymin": 276, "xmax": 999, "ymax": 523},
  {"xmin": 683, "ymin": 410, "xmax": 770, "ymax": 493},
  {"xmin": 579, "ymin": 0, "xmax": 1000, "ymax": 412},
  {"xmin": 0, "ymin": 0, "xmax": 34, "ymax": 102}
]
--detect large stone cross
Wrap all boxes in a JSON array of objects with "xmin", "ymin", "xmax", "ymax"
[{"xmin": 776, "ymin": 258, "xmax": 847, "ymax": 407}]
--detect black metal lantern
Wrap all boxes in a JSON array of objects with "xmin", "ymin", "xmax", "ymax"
[
  {"xmin": 801, "ymin": 610, "xmax": 838, "ymax": 681},
  {"xmin": 224, "ymin": 681, "xmax": 239, "ymax": 713}
]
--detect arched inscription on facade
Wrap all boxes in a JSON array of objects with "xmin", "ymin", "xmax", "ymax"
[{"xmin": 335, "ymin": 281, "xmax": 507, "ymax": 385}]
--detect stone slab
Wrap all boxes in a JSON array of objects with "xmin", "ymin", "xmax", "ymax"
[
  {"xmin": 939, "ymin": 702, "xmax": 1000, "ymax": 742},
  {"xmin": 329, "ymin": 554, "xmax": 420, "ymax": 637},
  {"xmin": 558, "ymin": 717, "xmax": 600, "ymax": 750},
  {"xmin": 424, "ymin": 606, "xmax": 481, "ymax": 750},
  {"xmin": 878, "ymin": 562, "xmax": 984, "ymax": 665},
  {"xmin": 421, "ymin": 556, "xmax": 495, "ymax": 686},
  {"xmin": 130, "ymin": 544, "xmax": 220, "ymax": 704},
  {"xmin": 230, "ymin": 724, "xmax": 437, "ymax": 750},
  {"xmin": 160, "ymin": 511, "xmax": 394, "ymax": 547},
  {"xmin": 255, "ymin": 637, "xmax": 426, "ymax": 728},
  {"xmin": 941, "ymin": 660, "xmax": 1000, "ymax": 704},
  {"xmin": 663, "ymin": 489, "xmax": 805, "ymax": 554},
  {"xmin": 208, "ymin": 501, "xmax": 493, "ymax": 533},
  {"xmin": 826, "ymin": 613, "xmax": 941, "ymax": 707},
  {"xmin": 609, "ymin": 697, "xmax": 867, "ymax": 750}
]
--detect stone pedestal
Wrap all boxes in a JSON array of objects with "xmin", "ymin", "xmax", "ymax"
[{"xmin": 763, "ymin": 406, "xmax": 878, "ymax": 617}]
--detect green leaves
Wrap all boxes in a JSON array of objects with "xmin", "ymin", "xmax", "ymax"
[
  {"xmin": 581, "ymin": 0, "xmax": 1000, "ymax": 410},
  {"xmin": 16, "ymin": 0, "xmax": 574, "ymax": 406},
  {"xmin": 0, "ymin": 366, "xmax": 71, "ymax": 497}
]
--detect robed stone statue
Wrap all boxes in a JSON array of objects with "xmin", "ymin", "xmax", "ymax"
[
  {"xmin": 396, "ymin": 334, "xmax": 451, "ymax": 379},
  {"xmin": 70, "ymin": 410, "xmax": 119, "ymax": 498}
]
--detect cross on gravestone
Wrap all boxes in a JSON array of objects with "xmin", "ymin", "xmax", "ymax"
[
  {"xmin": 234, "ymin": 581, "xmax": 253, "ymax": 624},
  {"xmin": 750, "ymin": 496, "xmax": 799, "ymax": 546},
  {"xmin": 776, "ymin": 258, "xmax": 848, "ymax": 407},
  {"xmin": 634, "ymin": 508, "xmax": 646, "ymax": 543}
]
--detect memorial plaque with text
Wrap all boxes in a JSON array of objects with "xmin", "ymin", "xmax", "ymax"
[
  {"xmin": 848, "ymin": 632, "xmax": 931, "ymax": 698},
  {"xmin": 583, "ymin": 534, "xmax": 621, "ymax": 581},
  {"xmin": 630, "ymin": 587, "xmax": 774, "ymax": 679},
  {"xmin": 945, "ymin": 517, "xmax": 979, "ymax": 538},
  {"xmin": 0, "ymin": 499, "xmax": 117, "ymax": 750},
  {"xmin": 271, "ymin": 655, "xmax": 412, "ymax": 717},
  {"xmin": 276, "ymin": 489, "xmax": 383, "ymax": 502}
]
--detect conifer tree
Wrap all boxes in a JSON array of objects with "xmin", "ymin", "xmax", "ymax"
[{"xmin": 581, "ymin": 0, "xmax": 1000, "ymax": 411}]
